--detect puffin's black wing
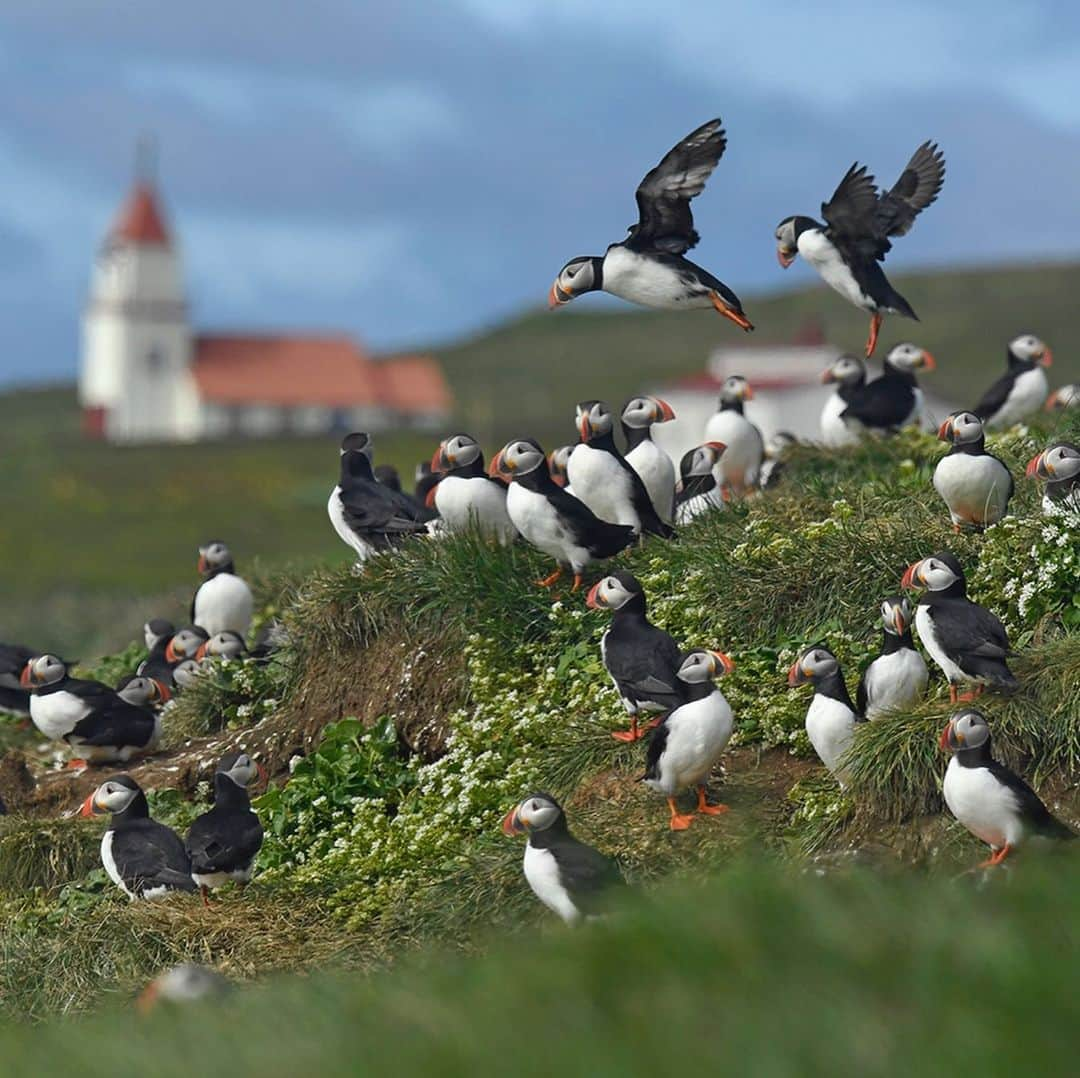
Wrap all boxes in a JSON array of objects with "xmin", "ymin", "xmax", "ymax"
[
  {"xmin": 69, "ymin": 701, "xmax": 156, "ymax": 748},
  {"xmin": 984, "ymin": 761, "xmax": 1076, "ymax": 840},
  {"xmin": 840, "ymin": 376, "xmax": 914, "ymax": 429},
  {"xmin": 550, "ymin": 837, "xmax": 624, "ymax": 915},
  {"xmin": 972, "ymin": 372, "xmax": 1016, "ymax": 422},
  {"xmin": 60, "ymin": 677, "xmax": 120, "ymax": 707},
  {"xmin": 605, "ymin": 626, "xmax": 683, "ymax": 711},
  {"xmin": 546, "ymin": 487, "xmax": 637, "ymax": 559},
  {"xmin": 821, "ymin": 163, "xmax": 882, "ymax": 252},
  {"xmin": 186, "ymin": 808, "xmax": 264, "ymax": 873},
  {"xmin": 627, "ymin": 119, "xmax": 727, "ymax": 255},
  {"xmin": 930, "ymin": 602, "xmax": 1014, "ymax": 683},
  {"xmin": 642, "ymin": 719, "xmax": 671, "ymax": 782},
  {"xmin": 855, "ymin": 669, "xmax": 869, "ymax": 716},
  {"xmin": 617, "ymin": 455, "xmax": 676, "ymax": 539},
  {"xmin": 339, "ymin": 481, "xmax": 429, "ymax": 536},
  {"xmin": 874, "ymin": 142, "xmax": 945, "ymax": 239},
  {"xmin": 112, "ymin": 820, "xmax": 198, "ymax": 894}
]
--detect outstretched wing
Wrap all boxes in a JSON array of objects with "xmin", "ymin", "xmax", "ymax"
[
  {"xmin": 627, "ymin": 119, "xmax": 727, "ymax": 255},
  {"xmin": 821, "ymin": 162, "xmax": 881, "ymax": 244},
  {"xmin": 874, "ymin": 141, "xmax": 945, "ymax": 239}
]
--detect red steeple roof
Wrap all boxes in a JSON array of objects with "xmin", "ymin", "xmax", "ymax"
[{"xmin": 110, "ymin": 182, "xmax": 171, "ymax": 246}]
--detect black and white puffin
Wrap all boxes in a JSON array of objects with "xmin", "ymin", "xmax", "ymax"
[
  {"xmin": 186, "ymin": 751, "xmax": 264, "ymax": 905},
  {"xmin": 933, "ymin": 410, "xmax": 1013, "ymax": 531},
  {"xmin": 568, "ymin": 401, "xmax": 675, "ymax": 538},
  {"xmin": 674, "ymin": 442, "xmax": 728, "ymax": 523},
  {"xmin": 972, "ymin": 335, "xmax": 1053, "ymax": 429},
  {"xmin": 642, "ymin": 649, "xmax": 735, "ymax": 831},
  {"xmin": 489, "ymin": 439, "xmax": 636, "ymax": 592},
  {"xmin": 430, "ymin": 433, "xmax": 516, "ymax": 544},
  {"xmin": 192, "ymin": 541, "xmax": 253, "ymax": 639},
  {"xmin": 840, "ymin": 342, "xmax": 936, "ymax": 434},
  {"xmin": 1046, "ymin": 384, "xmax": 1080, "ymax": 411},
  {"xmin": 775, "ymin": 141, "xmax": 946, "ymax": 356},
  {"xmin": 621, "ymin": 396, "xmax": 677, "ymax": 525},
  {"xmin": 901, "ymin": 553, "xmax": 1016, "ymax": 702},
  {"xmin": 162, "ymin": 626, "xmax": 209, "ymax": 666},
  {"xmin": 116, "ymin": 674, "xmax": 171, "ymax": 710},
  {"xmin": 502, "ymin": 792, "xmax": 623, "ymax": 923},
  {"xmin": 546, "ymin": 445, "xmax": 575, "ymax": 492},
  {"xmin": 940, "ymin": 709, "xmax": 1074, "ymax": 868},
  {"xmin": 856, "ymin": 596, "xmax": 928, "ymax": 720},
  {"xmin": 1026, "ymin": 442, "xmax": 1080, "ymax": 514},
  {"xmin": 172, "ymin": 659, "xmax": 203, "ymax": 690},
  {"xmin": 195, "ymin": 630, "xmax": 248, "ymax": 662},
  {"xmin": 788, "ymin": 646, "xmax": 863, "ymax": 783},
  {"xmin": 820, "ymin": 354, "xmax": 867, "ymax": 447},
  {"xmin": 137, "ymin": 618, "xmax": 177, "ymax": 688},
  {"xmin": 0, "ymin": 640, "xmax": 36, "ymax": 715},
  {"xmin": 586, "ymin": 572, "xmax": 685, "ymax": 742},
  {"xmin": 703, "ymin": 376, "xmax": 764, "ymax": 495},
  {"xmin": 80, "ymin": 775, "xmax": 197, "ymax": 899},
  {"xmin": 549, "ymin": 119, "xmax": 753, "ymax": 330}
]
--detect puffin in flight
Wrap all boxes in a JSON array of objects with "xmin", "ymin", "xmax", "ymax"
[
  {"xmin": 1026, "ymin": 442, "xmax": 1080, "ymax": 514},
  {"xmin": 549, "ymin": 119, "xmax": 752, "ymax": 330},
  {"xmin": 775, "ymin": 141, "xmax": 945, "ymax": 356},
  {"xmin": 933, "ymin": 411, "xmax": 1013, "ymax": 531},
  {"xmin": 972, "ymin": 334, "xmax": 1053, "ymax": 429}
]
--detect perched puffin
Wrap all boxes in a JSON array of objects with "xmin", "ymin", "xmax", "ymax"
[
  {"xmin": 549, "ymin": 119, "xmax": 753, "ymax": 330},
  {"xmin": 1046, "ymin": 384, "xmax": 1080, "ymax": 411},
  {"xmin": 413, "ymin": 461, "xmax": 441, "ymax": 509},
  {"xmin": 933, "ymin": 411, "xmax": 1013, "ymax": 531},
  {"xmin": 116, "ymin": 674, "xmax": 171, "ymax": 710},
  {"xmin": 138, "ymin": 618, "xmax": 177, "ymax": 688},
  {"xmin": 546, "ymin": 445, "xmax": 576, "ymax": 492},
  {"xmin": 502, "ymin": 792, "xmax": 623, "ymax": 923},
  {"xmin": 162, "ymin": 626, "xmax": 209, "ymax": 665},
  {"xmin": 820, "ymin": 354, "xmax": 867, "ymax": 447},
  {"xmin": 0, "ymin": 640, "xmax": 36, "ymax": 716},
  {"xmin": 703, "ymin": 376, "xmax": 764, "ymax": 495},
  {"xmin": 642, "ymin": 649, "xmax": 736, "ymax": 831},
  {"xmin": 775, "ymin": 141, "xmax": 945, "ymax": 356},
  {"xmin": 621, "ymin": 396, "xmax": 677, "ymax": 525},
  {"xmin": 81, "ymin": 775, "xmax": 197, "ymax": 899},
  {"xmin": 430, "ymin": 433, "xmax": 516, "ymax": 544},
  {"xmin": 137, "ymin": 964, "xmax": 230, "ymax": 1012},
  {"xmin": 192, "ymin": 541, "xmax": 253, "ymax": 639},
  {"xmin": 490, "ymin": 439, "xmax": 635, "ymax": 592},
  {"xmin": 186, "ymin": 752, "xmax": 264, "ymax": 905},
  {"xmin": 856, "ymin": 597, "xmax": 928, "ymax": 720},
  {"xmin": 788, "ymin": 646, "xmax": 863, "ymax": 783},
  {"xmin": 940, "ymin": 709, "xmax": 1074, "ymax": 868},
  {"xmin": 674, "ymin": 442, "xmax": 728, "ymax": 523},
  {"xmin": 195, "ymin": 631, "xmax": 248, "ymax": 662},
  {"xmin": 758, "ymin": 431, "xmax": 798, "ymax": 490},
  {"xmin": 840, "ymin": 342, "xmax": 935, "ymax": 434},
  {"xmin": 586, "ymin": 572, "xmax": 685, "ymax": 742},
  {"xmin": 1026, "ymin": 442, "xmax": 1080, "ymax": 513},
  {"xmin": 901, "ymin": 553, "xmax": 1016, "ymax": 702},
  {"xmin": 972, "ymin": 335, "xmax": 1053, "ymax": 429},
  {"xmin": 172, "ymin": 660, "xmax": 204, "ymax": 690}
]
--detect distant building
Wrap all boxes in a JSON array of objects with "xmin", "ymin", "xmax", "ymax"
[{"xmin": 79, "ymin": 160, "xmax": 451, "ymax": 443}]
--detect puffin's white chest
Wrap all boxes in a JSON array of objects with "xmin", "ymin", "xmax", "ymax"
[
  {"xmin": 193, "ymin": 573, "xmax": 253, "ymax": 637},
  {"xmin": 985, "ymin": 367, "xmax": 1049, "ymax": 429},
  {"xmin": 523, "ymin": 843, "xmax": 580, "ymax": 923},
  {"xmin": 805, "ymin": 694, "xmax": 857, "ymax": 778},
  {"xmin": 914, "ymin": 605, "xmax": 965, "ymax": 684},
  {"xmin": 30, "ymin": 691, "xmax": 89, "ymax": 741},
  {"xmin": 506, "ymin": 484, "xmax": 588, "ymax": 569},
  {"xmin": 703, "ymin": 411, "xmax": 763, "ymax": 491},
  {"xmin": 797, "ymin": 230, "xmax": 874, "ymax": 310},
  {"xmin": 566, "ymin": 445, "xmax": 639, "ymax": 530},
  {"xmin": 434, "ymin": 475, "xmax": 515, "ymax": 543},
  {"xmin": 933, "ymin": 454, "xmax": 1011, "ymax": 527},
  {"xmin": 863, "ymin": 648, "xmax": 929, "ymax": 719},
  {"xmin": 626, "ymin": 440, "xmax": 675, "ymax": 524},
  {"xmin": 821, "ymin": 391, "xmax": 861, "ymax": 447},
  {"xmin": 645, "ymin": 690, "xmax": 733, "ymax": 795},
  {"xmin": 675, "ymin": 488, "xmax": 725, "ymax": 524},
  {"xmin": 601, "ymin": 246, "xmax": 710, "ymax": 309},
  {"xmin": 327, "ymin": 486, "xmax": 374, "ymax": 562},
  {"xmin": 943, "ymin": 758, "xmax": 1024, "ymax": 849},
  {"xmin": 100, "ymin": 830, "xmax": 134, "ymax": 898}
]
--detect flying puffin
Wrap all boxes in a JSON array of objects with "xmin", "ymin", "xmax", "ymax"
[
  {"xmin": 856, "ymin": 596, "xmax": 928, "ymax": 720},
  {"xmin": 758, "ymin": 431, "xmax": 798, "ymax": 490},
  {"xmin": 933, "ymin": 411, "xmax": 1013, "ymax": 531},
  {"xmin": 195, "ymin": 630, "xmax": 248, "ymax": 662},
  {"xmin": 489, "ymin": 439, "xmax": 636, "ymax": 592},
  {"xmin": 115, "ymin": 674, "xmax": 171, "ymax": 710},
  {"xmin": 502, "ymin": 792, "xmax": 623, "ymax": 923},
  {"xmin": 192, "ymin": 541, "xmax": 253, "ymax": 639},
  {"xmin": 972, "ymin": 335, "xmax": 1053, "ymax": 429},
  {"xmin": 840, "ymin": 342, "xmax": 936, "ymax": 434},
  {"xmin": 546, "ymin": 445, "xmax": 576, "ymax": 492},
  {"xmin": 328, "ymin": 432, "xmax": 430, "ymax": 563},
  {"xmin": 81, "ymin": 775, "xmax": 198, "ymax": 899},
  {"xmin": 429, "ymin": 433, "xmax": 517, "ymax": 544},
  {"xmin": 568, "ymin": 400, "xmax": 675, "ymax": 538},
  {"xmin": 788, "ymin": 646, "xmax": 863, "ymax": 783},
  {"xmin": 703, "ymin": 376, "xmax": 764, "ymax": 495},
  {"xmin": 586, "ymin": 571, "xmax": 685, "ymax": 742},
  {"xmin": 775, "ymin": 141, "xmax": 946, "ymax": 356},
  {"xmin": 1026, "ymin": 442, "xmax": 1080, "ymax": 514},
  {"xmin": 901, "ymin": 553, "xmax": 1016, "ymax": 702},
  {"xmin": 674, "ymin": 442, "xmax": 728, "ymax": 523},
  {"xmin": 0, "ymin": 640, "xmax": 37, "ymax": 716},
  {"xmin": 621, "ymin": 396, "xmax": 677, "ymax": 525},
  {"xmin": 642, "ymin": 649, "xmax": 736, "ymax": 831},
  {"xmin": 549, "ymin": 119, "xmax": 753, "ymax": 330},
  {"xmin": 1046, "ymin": 384, "xmax": 1080, "ymax": 411},
  {"xmin": 940, "ymin": 709, "xmax": 1074, "ymax": 868},
  {"xmin": 186, "ymin": 751, "xmax": 264, "ymax": 905},
  {"xmin": 820, "ymin": 354, "xmax": 867, "ymax": 447}
]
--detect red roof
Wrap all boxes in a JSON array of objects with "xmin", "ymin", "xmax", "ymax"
[
  {"xmin": 111, "ymin": 182, "xmax": 171, "ymax": 245},
  {"xmin": 373, "ymin": 354, "xmax": 453, "ymax": 414}
]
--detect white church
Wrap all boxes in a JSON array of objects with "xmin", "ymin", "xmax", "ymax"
[{"xmin": 79, "ymin": 165, "xmax": 451, "ymax": 443}]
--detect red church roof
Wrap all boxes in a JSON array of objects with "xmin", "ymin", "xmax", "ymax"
[{"xmin": 111, "ymin": 182, "xmax": 171, "ymax": 245}]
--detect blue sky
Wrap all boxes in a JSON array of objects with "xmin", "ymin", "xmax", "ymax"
[{"xmin": 1, "ymin": 1, "xmax": 1078, "ymax": 385}]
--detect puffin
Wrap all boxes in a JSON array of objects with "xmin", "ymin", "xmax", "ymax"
[
  {"xmin": 568, "ymin": 400, "xmax": 675, "ymax": 538},
  {"xmin": 489, "ymin": 439, "xmax": 635, "ymax": 592},
  {"xmin": 502, "ymin": 792, "xmax": 623, "ymax": 923},
  {"xmin": 620, "ymin": 396, "xmax": 677, "ymax": 525},
  {"xmin": 586, "ymin": 571, "xmax": 685, "ymax": 742},
  {"xmin": 80, "ymin": 775, "xmax": 198, "ymax": 899},
  {"xmin": 901, "ymin": 552, "xmax": 1016, "ymax": 702},
  {"xmin": 162, "ymin": 626, "xmax": 209, "ymax": 665},
  {"xmin": 186, "ymin": 751, "xmax": 264, "ymax": 905},
  {"xmin": 137, "ymin": 964, "xmax": 230, "ymax": 1012},
  {"xmin": 940, "ymin": 709, "xmax": 1074, "ymax": 868},
  {"xmin": 192, "ymin": 541, "xmax": 253, "ymax": 639},
  {"xmin": 137, "ymin": 618, "xmax": 177, "ymax": 688},
  {"xmin": 972, "ymin": 335, "xmax": 1053, "ymax": 429},
  {"xmin": 775, "ymin": 141, "xmax": 946, "ymax": 356},
  {"xmin": 703, "ymin": 376, "xmax": 764, "ymax": 495},
  {"xmin": 546, "ymin": 445, "xmax": 576, "ymax": 491},
  {"xmin": 788, "ymin": 646, "xmax": 863, "ymax": 782},
  {"xmin": 1026, "ymin": 442, "xmax": 1080, "ymax": 514},
  {"xmin": 674, "ymin": 442, "xmax": 728, "ymax": 523},
  {"xmin": 1046, "ymin": 384, "xmax": 1080, "ymax": 411},
  {"xmin": 856, "ymin": 596, "xmax": 928, "ymax": 720},
  {"xmin": 172, "ymin": 660, "xmax": 204, "ymax": 690},
  {"xmin": 429, "ymin": 433, "xmax": 517, "ymax": 544},
  {"xmin": 839, "ymin": 342, "xmax": 936, "ymax": 434},
  {"xmin": 758, "ymin": 431, "xmax": 798, "ymax": 490},
  {"xmin": 0, "ymin": 640, "xmax": 37, "ymax": 716},
  {"xmin": 195, "ymin": 630, "xmax": 248, "ymax": 662},
  {"xmin": 328, "ymin": 432, "xmax": 430, "ymax": 563},
  {"xmin": 413, "ymin": 461, "xmax": 441, "ymax": 509},
  {"xmin": 933, "ymin": 410, "xmax": 1013, "ymax": 531},
  {"xmin": 115, "ymin": 674, "xmax": 171, "ymax": 710},
  {"xmin": 820, "ymin": 354, "xmax": 867, "ymax": 447},
  {"xmin": 642, "ymin": 649, "xmax": 736, "ymax": 831},
  {"xmin": 549, "ymin": 118, "xmax": 752, "ymax": 330}
]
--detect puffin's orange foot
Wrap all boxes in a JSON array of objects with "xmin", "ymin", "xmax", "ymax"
[
  {"xmin": 201, "ymin": 886, "xmax": 212, "ymax": 908},
  {"xmin": 669, "ymin": 813, "xmax": 695, "ymax": 831},
  {"xmin": 978, "ymin": 844, "xmax": 1012, "ymax": 868},
  {"xmin": 949, "ymin": 684, "xmax": 959, "ymax": 704},
  {"xmin": 611, "ymin": 721, "xmax": 644, "ymax": 743},
  {"xmin": 643, "ymin": 716, "xmax": 663, "ymax": 731},
  {"xmin": 65, "ymin": 758, "xmax": 89, "ymax": 772},
  {"xmin": 571, "ymin": 573, "xmax": 583, "ymax": 593},
  {"xmin": 955, "ymin": 688, "xmax": 980, "ymax": 704},
  {"xmin": 865, "ymin": 313, "xmax": 882, "ymax": 357},
  {"xmin": 535, "ymin": 568, "xmax": 563, "ymax": 588},
  {"xmin": 696, "ymin": 787, "xmax": 729, "ymax": 815}
]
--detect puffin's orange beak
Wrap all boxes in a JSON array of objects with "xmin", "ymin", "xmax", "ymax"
[
  {"xmin": 502, "ymin": 808, "xmax": 525, "ymax": 836},
  {"xmin": 585, "ymin": 582, "xmax": 603, "ymax": 609},
  {"xmin": 578, "ymin": 414, "xmax": 591, "ymax": 442},
  {"xmin": 654, "ymin": 398, "xmax": 676, "ymax": 422},
  {"xmin": 164, "ymin": 640, "xmax": 179, "ymax": 663},
  {"xmin": 786, "ymin": 661, "xmax": 803, "ymax": 687},
  {"xmin": 488, "ymin": 450, "xmax": 506, "ymax": 478},
  {"xmin": 197, "ymin": 554, "xmax": 208, "ymax": 574},
  {"xmin": 549, "ymin": 281, "xmax": 573, "ymax": 309},
  {"xmin": 939, "ymin": 721, "xmax": 956, "ymax": 752},
  {"xmin": 777, "ymin": 248, "xmax": 796, "ymax": 268},
  {"xmin": 80, "ymin": 793, "xmax": 99, "ymax": 817},
  {"xmin": 920, "ymin": 351, "xmax": 937, "ymax": 371},
  {"xmin": 937, "ymin": 418, "xmax": 952, "ymax": 441},
  {"xmin": 194, "ymin": 642, "xmax": 209, "ymax": 661},
  {"xmin": 710, "ymin": 650, "xmax": 735, "ymax": 674},
  {"xmin": 893, "ymin": 607, "xmax": 908, "ymax": 636},
  {"xmin": 430, "ymin": 445, "xmax": 450, "ymax": 473},
  {"xmin": 19, "ymin": 662, "xmax": 32, "ymax": 687},
  {"xmin": 152, "ymin": 679, "xmax": 171, "ymax": 703},
  {"xmin": 900, "ymin": 560, "xmax": 922, "ymax": 590},
  {"xmin": 705, "ymin": 440, "xmax": 727, "ymax": 454},
  {"xmin": 1040, "ymin": 348, "xmax": 1053, "ymax": 367},
  {"xmin": 821, "ymin": 368, "xmax": 837, "ymax": 384}
]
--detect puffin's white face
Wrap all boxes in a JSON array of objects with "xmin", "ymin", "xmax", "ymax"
[
  {"xmin": 1028, "ymin": 443, "xmax": 1080, "ymax": 482},
  {"xmin": 680, "ymin": 441, "xmax": 726, "ymax": 481},
  {"xmin": 586, "ymin": 574, "xmax": 638, "ymax": 611},
  {"xmin": 168, "ymin": 628, "xmax": 208, "ymax": 662},
  {"xmin": 720, "ymin": 376, "xmax": 753, "ymax": 404},
  {"xmin": 88, "ymin": 780, "xmax": 141, "ymax": 815},
  {"xmin": 1010, "ymin": 334, "xmax": 1051, "ymax": 366},
  {"xmin": 880, "ymin": 596, "xmax": 913, "ymax": 636},
  {"xmin": 1046, "ymin": 384, "xmax": 1080, "ymax": 411},
  {"xmin": 546, "ymin": 445, "xmax": 574, "ymax": 486},
  {"xmin": 117, "ymin": 676, "xmax": 167, "ymax": 707},
  {"xmin": 439, "ymin": 434, "xmax": 482, "ymax": 470},
  {"xmin": 885, "ymin": 342, "xmax": 935, "ymax": 373},
  {"xmin": 576, "ymin": 400, "xmax": 613, "ymax": 441},
  {"xmin": 199, "ymin": 631, "xmax": 246, "ymax": 660},
  {"xmin": 904, "ymin": 556, "xmax": 961, "ymax": 593},
  {"xmin": 22, "ymin": 653, "xmax": 66, "ymax": 688},
  {"xmin": 677, "ymin": 649, "xmax": 733, "ymax": 683},
  {"xmin": 550, "ymin": 258, "xmax": 596, "ymax": 307},
  {"xmin": 221, "ymin": 752, "xmax": 259, "ymax": 787},
  {"xmin": 172, "ymin": 660, "xmax": 203, "ymax": 688},
  {"xmin": 503, "ymin": 793, "xmax": 563, "ymax": 835},
  {"xmin": 941, "ymin": 709, "xmax": 991, "ymax": 753},
  {"xmin": 788, "ymin": 647, "xmax": 839, "ymax": 686},
  {"xmin": 938, "ymin": 410, "xmax": 984, "ymax": 445},
  {"xmin": 621, "ymin": 396, "xmax": 675, "ymax": 429},
  {"xmin": 775, "ymin": 217, "xmax": 798, "ymax": 266},
  {"xmin": 822, "ymin": 355, "xmax": 866, "ymax": 386},
  {"xmin": 198, "ymin": 541, "xmax": 231, "ymax": 574},
  {"xmin": 491, "ymin": 440, "xmax": 545, "ymax": 479}
]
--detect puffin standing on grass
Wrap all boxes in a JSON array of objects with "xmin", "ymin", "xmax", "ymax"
[
  {"xmin": 940, "ymin": 709, "xmax": 1074, "ymax": 868},
  {"xmin": 820, "ymin": 354, "xmax": 867, "ymax": 447},
  {"xmin": 788, "ymin": 646, "xmax": 863, "ymax": 783},
  {"xmin": 856, "ymin": 597, "xmax": 928, "ymax": 720},
  {"xmin": 703, "ymin": 376, "xmax": 764, "ymax": 495},
  {"xmin": 621, "ymin": 396, "xmax": 677, "ymax": 525},
  {"xmin": 775, "ymin": 141, "xmax": 946, "ymax": 356},
  {"xmin": 490, "ymin": 439, "xmax": 636, "ymax": 592},
  {"xmin": 840, "ymin": 342, "xmax": 936, "ymax": 434},
  {"xmin": 901, "ymin": 553, "xmax": 1016, "ymax": 702},
  {"xmin": 549, "ymin": 118, "xmax": 753, "ymax": 330},
  {"xmin": 933, "ymin": 411, "xmax": 1013, "ymax": 531},
  {"xmin": 192, "ymin": 541, "xmax": 253, "ymax": 639},
  {"xmin": 429, "ymin": 433, "xmax": 516, "ymax": 544},
  {"xmin": 195, "ymin": 631, "xmax": 248, "ymax": 662},
  {"xmin": 115, "ymin": 674, "xmax": 171, "ymax": 710},
  {"xmin": 972, "ymin": 335, "xmax": 1053, "ymax": 429},
  {"xmin": 1026, "ymin": 442, "xmax": 1080, "ymax": 513},
  {"xmin": 674, "ymin": 442, "xmax": 728, "ymax": 522},
  {"xmin": 586, "ymin": 572, "xmax": 685, "ymax": 742}
]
